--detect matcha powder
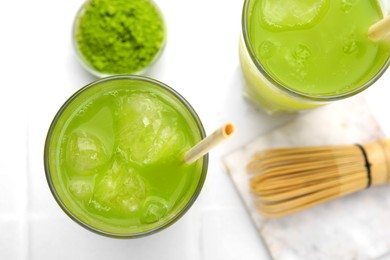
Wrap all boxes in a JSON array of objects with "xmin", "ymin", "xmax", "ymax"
[{"xmin": 75, "ymin": 0, "xmax": 166, "ymax": 75}]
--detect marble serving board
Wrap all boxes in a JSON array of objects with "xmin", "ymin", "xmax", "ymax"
[{"xmin": 223, "ymin": 95, "xmax": 390, "ymax": 260}]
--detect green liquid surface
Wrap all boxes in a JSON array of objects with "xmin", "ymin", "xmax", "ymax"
[
  {"xmin": 248, "ymin": 0, "xmax": 389, "ymax": 96},
  {"xmin": 47, "ymin": 78, "xmax": 204, "ymax": 235}
]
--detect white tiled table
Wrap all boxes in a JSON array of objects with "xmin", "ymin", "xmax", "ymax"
[{"xmin": 1, "ymin": 0, "xmax": 390, "ymax": 259}]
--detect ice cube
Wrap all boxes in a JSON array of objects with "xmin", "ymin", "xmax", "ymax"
[
  {"xmin": 68, "ymin": 177, "xmax": 94, "ymax": 201},
  {"xmin": 66, "ymin": 130, "xmax": 109, "ymax": 175},
  {"xmin": 342, "ymin": 33, "xmax": 359, "ymax": 55},
  {"xmin": 91, "ymin": 158, "xmax": 147, "ymax": 215},
  {"xmin": 286, "ymin": 44, "xmax": 312, "ymax": 80},
  {"xmin": 292, "ymin": 44, "xmax": 312, "ymax": 66},
  {"xmin": 141, "ymin": 197, "xmax": 169, "ymax": 224},
  {"xmin": 116, "ymin": 93, "xmax": 188, "ymax": 165},
  {"xmin": 258, "ymin": 41, "xmax": 276, "ymax": 59},
  {"xmin": 76, "ymin": 106, "xmax": 115, "ymax": 160},
  {"xmin": 343, "ymin": 40, "xmax": 359, "ymax": 54},
  {"xmin": 341, "ymin": 0, "xmax": 356, "ymax": 13},
  {"xmin": 261, "ymin": 0, "xmax": 329, "ymax": 31}
]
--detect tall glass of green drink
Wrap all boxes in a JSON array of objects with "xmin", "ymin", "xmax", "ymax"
[
  {"xmin": 240, "ymin": 0, "xmax": 390, "ymax": 114},
  {"xmin": 44, "ymin": 75, "xmax": 208, "ymax": 238}
]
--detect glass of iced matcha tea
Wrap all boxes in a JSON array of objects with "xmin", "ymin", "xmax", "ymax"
[
  {"xmin": 44, "ymin": 75, "xmax": 208, "ymax": 238},
  {"xmin": 240, "ymin": 0, "xmax": 390, "ymax": 114}
]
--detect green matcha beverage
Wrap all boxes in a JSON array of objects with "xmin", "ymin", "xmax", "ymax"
[
  {"xmin": 44, "ymin": 76, "xmax": 207, "ymax": 237},
  {"xmin": 240, "ymin": 0, "xmax": 390, "ymax": 114}
]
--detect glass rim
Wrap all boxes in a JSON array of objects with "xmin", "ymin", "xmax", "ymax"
[
  {"xmin": 241, "ymin": 0, "xmax": 390, "ymax": 102},
  {"xmin": 72, "ymin": 0, "xmax": 168, "ymax": 78},
  {"xmin": 44, "ymin": 75, "xmax": 208, "ymax": 238}
]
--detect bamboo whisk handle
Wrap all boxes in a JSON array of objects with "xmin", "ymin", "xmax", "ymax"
[
  {"xmin": 363, "ymin": 139, "xmax": 390, "ymax": 185},
  {"xmin": 379, "ymin": 139, "xmax": 390, "ymax": 184}
]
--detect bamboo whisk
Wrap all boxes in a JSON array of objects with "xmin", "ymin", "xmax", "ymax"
[{"xmin": 247, "ymin": 139, "xmax": 390, "ymax": 218}]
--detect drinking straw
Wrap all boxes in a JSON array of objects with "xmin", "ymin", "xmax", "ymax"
[
  {"xmin": 184, "ymin": 122, "xmax": 235, "ymax": 164},
  {"xmin": 368, "ymin": 15, "xmax": 390, "ymax": 41}
]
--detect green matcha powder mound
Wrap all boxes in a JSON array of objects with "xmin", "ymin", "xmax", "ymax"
[{"xmin": 75, "ymin": 0, "xmax": 165, "ymax": 75}]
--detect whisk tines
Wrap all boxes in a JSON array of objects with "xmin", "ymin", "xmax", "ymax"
[{"xmin": 247, "ymin": 140, "xmax": 390, "ymax": 218}]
